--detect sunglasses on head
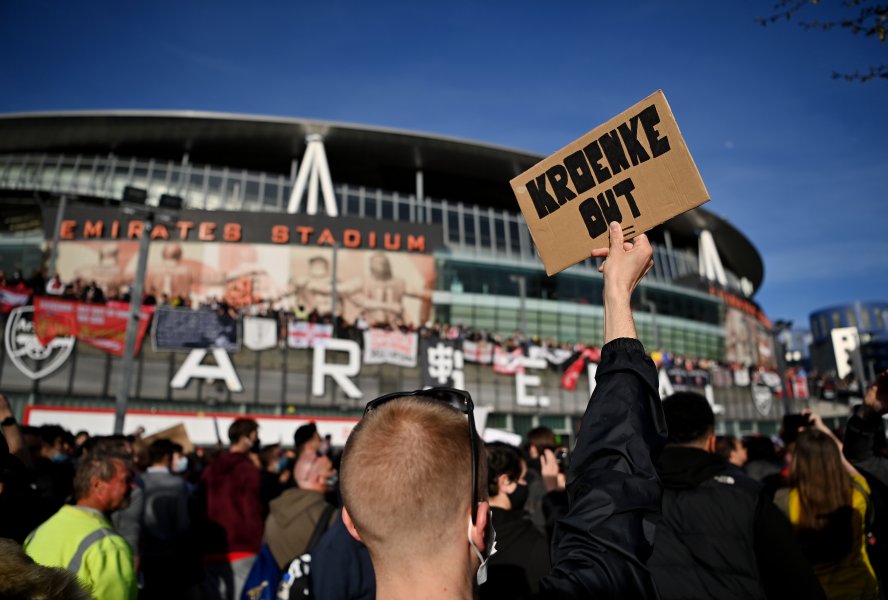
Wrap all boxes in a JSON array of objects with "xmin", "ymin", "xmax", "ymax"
[{"xmin": 364, "ymin": 387, "xmax": 480, "ymax": 523}]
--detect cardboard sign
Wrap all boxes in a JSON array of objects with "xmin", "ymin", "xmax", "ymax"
[
  {"xmin": 141, "ymin": 423, "xmax": 195, "ymax": 455},
  {"xmin": 510, "ymin": 90, "xmax": 709, "ymax": 275}
]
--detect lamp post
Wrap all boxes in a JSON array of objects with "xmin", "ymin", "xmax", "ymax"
[
  {"xmin": 639, "ymin": 288, "xmax": 660, "ymax": 350},
  {"xmin": 113, "ymin": 188, "xmax": 182, "ymax": 434},
  {"xmin": 644, "ymin": 299, "xmax": 661, "ymax": 350},
  {"xmin": 772, "ymin": 319, "xmax": 793, "ymax": 416},
  {"xmin": 509, "ymin": 275, "xmax": 527, "ymax": 335},
  {"xmin": 47, "ymin": 194, "xmax": 68, "ymax": 279}
]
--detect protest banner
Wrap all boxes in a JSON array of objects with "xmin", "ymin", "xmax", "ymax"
[
  {"xmin": 0, "ymin": 284, "xmax": 31, "ymax": 313},
  {"xmin": 561, "ymin": 347, "xmax": 600, "ymax": 391},
  {"xmin": 511, "ymin": 90, "xmax": 709, "ymax": 275},
  {"xmin": 493, "ymin": 346, "xmax": 524, "ymax": 375},
  {"xmin": 527, "ymin": 344, "xmax": 573, "ymax": 367},
  {"xmin": 363, "ymin": 328, "xmax": 418, "ymax": 367},
  {"xmin": 420, "ymin": 337, "xmax": 464, "ymax": 388},
  {"xmin": 154, "ymin": 308, "xmax": 239, "ymax": 351},
  {"xmin": 243, "ymin": 316, "xmax": 278, "ymax": 351},
  {"xmin": 33, "ymin": 297, "xmax": 152, "ymax": 356},
  {"xmin": 462, "ymin": 339, "xmax": 493, "ymax": 364},
  {"xmin": 287, "ymin": 321, "xmax": 333, "ymax": 349}
]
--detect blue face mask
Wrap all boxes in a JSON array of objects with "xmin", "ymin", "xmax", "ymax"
[
  {"xmin": 51, "ymin": 451, "xmax": 68, "ymax": 463},
  {"xmin": 277, "ymin": 457, "xmax": 290, "ymax": 474},
  {"xmin": 173, "ymin": 455, "xmax": 189, "ymax": 473}
]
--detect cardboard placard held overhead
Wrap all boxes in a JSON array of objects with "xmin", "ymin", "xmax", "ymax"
[
  {"xmin": 510, "ymin": 90, "xmax": 709, "ymax": 276},
  {"xmin": 141, "ymin": 423, "xmax": 194, "ymax": 455}
]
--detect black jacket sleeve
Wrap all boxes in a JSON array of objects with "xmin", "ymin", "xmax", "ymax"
[
  {"xmin": 753, "ymin": 495, "xmax": 826, "ymax": 600},
  {"xmin": 843, "ymin": 413, "xmax": 888, "ymax": 487},
  {"xmin": 538, "ymin": 338, "xmax": 667, "ymax": 599}
]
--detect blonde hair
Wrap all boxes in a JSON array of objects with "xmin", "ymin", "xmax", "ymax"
[{"xmin": 340, "ymin": 398, "xmax": 484, "ymax": 560}]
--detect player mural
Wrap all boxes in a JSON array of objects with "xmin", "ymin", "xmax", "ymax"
[{"xmin": 53, "ymin": 241, "xmax": 436, "ymax": 328}]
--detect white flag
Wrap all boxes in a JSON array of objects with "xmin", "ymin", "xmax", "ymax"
[{"xmin": 243, "ymin": 317, "xmax": 278, "ymax": 351}]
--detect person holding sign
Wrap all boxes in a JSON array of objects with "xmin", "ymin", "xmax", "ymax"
[{"xmin": 338, "ymin": 222, "xmax": 666, "ymax": 599}]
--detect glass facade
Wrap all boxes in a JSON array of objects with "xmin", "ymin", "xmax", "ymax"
[{"xmin": 0, "ymin": 151, "xmax": 750, "ymax": 361}]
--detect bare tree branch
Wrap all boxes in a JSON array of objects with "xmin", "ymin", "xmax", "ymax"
[{"xmin": 756, "ymin": 0, "xmax": 888, "ymax": 81}]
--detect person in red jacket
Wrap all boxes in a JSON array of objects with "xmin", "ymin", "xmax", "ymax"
[{"xmin": 197, "ymin": 418, "xmax": 263, "ymax": 600}]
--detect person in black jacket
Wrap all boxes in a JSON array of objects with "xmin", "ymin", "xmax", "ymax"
[
  {"xmin": 480, "ymin": 442, "xmax": 550, "ymax": 599},
  {"xmin": 844, "ymin": 371, "xmax": 888, "ymax": 486},
  {"xmin": 648, "ymin": 391, "xmax": 825, "ymax": 600},
  {"xmin": 338, "ymin": 223, "xmax": 669, "ymax": 599},
  {"xmin": 843, "ymin": 370, "xmax": 888, "ymax": 591}
]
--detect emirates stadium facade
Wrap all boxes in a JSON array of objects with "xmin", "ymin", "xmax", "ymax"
[{"xmin": 0, "ymin": 111, "xmax": 795, "ymax": 439}]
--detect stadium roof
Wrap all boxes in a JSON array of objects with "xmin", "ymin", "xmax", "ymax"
[{"xmin": 0, "ymin": 110, "xmax": 764, "ymax": 290}]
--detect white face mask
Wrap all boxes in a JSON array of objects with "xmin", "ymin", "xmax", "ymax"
[
  {"xmin": 468, "ymin": 512, "xmax": 497, "ymax": 586},
  {"xmin": 173, "ymin": 455, "xmax": 189, "ymax": 473}
]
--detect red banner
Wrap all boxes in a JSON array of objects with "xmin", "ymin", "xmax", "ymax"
[
  {"xmin": 33, "ymin": 297, "xmax": 153, "ymax": 356},
  {"xmin": 561, "ymin": 347, "xmax": 601, "ymax": 391}
]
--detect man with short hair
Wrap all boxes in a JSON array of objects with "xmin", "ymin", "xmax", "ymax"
[
  {"xmin": 293, "ymin": 422, "xmax": 321, "ymax": 460},
  {"xmin": 715, "ymin": 434, "xmax": 748, "ymax": 468},
  {"xmin": 339, "ymin": 223, "xmax": 668, "ymax": 598},
  {"xmin": 25, "ymin": 454, "xmax": 137, "ymax": 599},
  {"xmin": 141, "ymin": 439, "xmax": 198, "ymax": 599},
  {"xmin": 197, "ymin": 418, "xmax": 263, "ymax": 600},
  {"xmin": 648, "ymin": 392, "xmax": 825, "ymax": 599}
]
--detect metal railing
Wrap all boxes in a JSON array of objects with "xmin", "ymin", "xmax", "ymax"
[{"xmin": 1, "ymin": 152, "xmax": 717, "ymax": 286}]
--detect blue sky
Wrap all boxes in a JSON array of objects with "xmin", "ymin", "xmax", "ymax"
[{"xmin": 2, "ymin": 0, "xmax": 886, "ymax": 329}]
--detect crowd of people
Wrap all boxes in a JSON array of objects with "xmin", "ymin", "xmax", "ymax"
[{"xmin": 1, "ymin": 227, "xmax": 887, "ymax": 599}]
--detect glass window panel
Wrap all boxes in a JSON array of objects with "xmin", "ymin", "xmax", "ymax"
[
  {"xmin": 245, "ymin": 179, "xmax": 261, "ymax": 206},
  {"xmin": 431, "ymin": 207, "xmax": 443, "ymax": 224},
  {"xmin": 263, "ymin": 181, "xmax": 280, "ymax": 208},
  {"xmin": 494, "ymin": 218, "xmax": 507, "ymax": 253},
  {"xmin": 190, "ymin": 171, "xmax": 206, "ymax": 189},
  {"xmin": 463, "ymin": 213, "xmax": 476, "ymax": 246},
  {"xmin": 479, "ymin": 215, "xmax": 491, "ymax": 248},
  {"xmin": 508, "ymin": 221, "xmax": 521, "ymax": 254},
  {"xmin": 447, "ymin": 211, "xmax": 460, "ymax": 243},
  {"xmin": 151, "ymin": 167, "xmax": 168, "ymax": 188},
  {"xmin": 860, "ymin": 309, "xmax": 872, "ymax": 331},
  {"xmin": 345, "ymin": 192, "xmax": 360, "ymax": 216},
  {"xmin": 381, "ymin": 197, "xmax": 394, "ymax": 220},
  {"xmin": 398, "ymin": 201, "xmax": 411, "ymax": 222},
  {"xmin": 475, "ymin": 317, "xmax": 496, "ymax": 330}
]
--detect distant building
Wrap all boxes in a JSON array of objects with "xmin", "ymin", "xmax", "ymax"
[{"xmin": 809, "ymin": 301, "xmax": 888, "ymax": 382}]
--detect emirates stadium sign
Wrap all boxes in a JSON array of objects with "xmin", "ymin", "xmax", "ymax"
[{"xmin": 44, "ymin": 207, "xmax": 443, "ymax": 253}]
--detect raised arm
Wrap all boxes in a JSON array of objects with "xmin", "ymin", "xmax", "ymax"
[
  {"xmin": 540, "ymin": 223, "xmax": 666, "ymax": 598},
  {"xmin": 843, "ymin": 372, "xmax": 888, "ymax": 486},
  {"xmin": 0, "ymin": 394, "xmax": 31, "ymax": 468}
]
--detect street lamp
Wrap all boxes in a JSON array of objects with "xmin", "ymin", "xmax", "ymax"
[
  {"xmin": 772, "ymin": 319, "xmax": 793, "ymax": 416},
  {"xmin": 113, "ymin": 187, "xmax": 183, "ymax": 434},
  {"xmin": 639, "ymin": 288, "xmax": 661, "ymax": 350},
  {"xmin": 509, "ymin": 275, "xmax": 527, "ymax": 335}
]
